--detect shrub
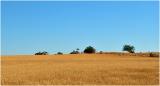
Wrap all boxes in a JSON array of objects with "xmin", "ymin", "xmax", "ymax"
[
  {"xmin": 123, "ymin": 44, "xmax": 135, "ymax": 53},
  {"xmin": 35, "ymin": 52, "xmax": 41, "ymax": 55},
  {"xmin": 99, "ymin": 51, "xmax": 103, "ymax": 54},
  {"xmin": 70, "ymin": 50, "xmax": 79, "ymax": 54},
  {"xmin": 70, "ymin": 48, "xmax": 80, "ymax": 54},
  {"xmin": 42, "ymin": 51, "xmax": 48, "ymax": 55},
  {"xmin": 76, "ymin": 48, "xmax": 80, "ymax": 51},
  {"xmin": 35, "ymin": 51, "xmax": 48, "ymax": 55},
  {"xmin": 149, "ymin": 52, "xmax": 159, "ymax": 57},
  {"xmin": 57, "ymin": 52, "xmax": 63, "ymax": 55},
  {"xmin": 84, "ymin": 46, "xmax": 96, "ymax": 53}
]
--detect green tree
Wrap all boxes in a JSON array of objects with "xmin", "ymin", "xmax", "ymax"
[
  {"xmin": 70, "ymin": 50, "xmax": 79, "ymax": 54},
  {"xmin": 35, "ymin": 51, "xmax": 48, "ymax": 55},
  {"xmin": 84, "ymin": 46, "xmax": 96, "ymax": 53},
  {"xmin": 70, "ymin": 48, "xmax": 80, "ymax": 54},
  {"xmin": 57, "ymin": 52, "xmax": 63, "ymax": 55},
  {"xmin": 123, "ymin": 44, "xmax": 135, "ymax": 53}
]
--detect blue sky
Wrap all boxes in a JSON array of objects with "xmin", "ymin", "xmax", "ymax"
[{"xmin": 1, "ymin": 1, "xmax": 159, "ymax": 55}]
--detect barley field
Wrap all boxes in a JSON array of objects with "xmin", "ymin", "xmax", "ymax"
[{"xmin": 1, "ymin": 54, "xmax": 159, "ymax": 85}]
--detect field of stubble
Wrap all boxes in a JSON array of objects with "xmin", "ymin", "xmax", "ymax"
[{"xmin": 1, "ymin": 54, "xmax": 159, "ymax": 85}]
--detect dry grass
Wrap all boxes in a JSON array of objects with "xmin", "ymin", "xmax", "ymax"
[{"xmin": 1, "ymin": 54, "xmax": 159, "ymax": 85}]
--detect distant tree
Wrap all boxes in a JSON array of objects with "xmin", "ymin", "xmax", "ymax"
[
  {"xmin": 99, "ymin": 51, "xmax": 103, "ymax": 54},
  {"xmin": 42, "ymin": 51, "xmax": 48, "ymax": 55},
  {"xmin": 149, "ymin": 52, "xmax": 159, "ymax": 57},
  {"xmin": 35, "ymin": 52, "xmax": 41, "ymax": 55},
  {"xmin": 70, "ymin": 50, "xmax": 79, "ymax": 54},
  {"xmin": 70, "ymin": 48, "xmax": 80, "ymax": 54},
  {"xmin": 123, "ymin": 45, "xmax": 135, "ymax": 53},
  {"xmin": 57, "ymin": 52, "xmax": 63, "ymax": 55},
  {"xmin": 76, "ymin": 48, "xmax": 80, "ymax": 51},
  {"xmin": 84, "ymin": 46, "xmax": 96, "ymax": 53},
  {"xmin": 35, "ymin": 51, "xmax": 48, "ymax": 55}
]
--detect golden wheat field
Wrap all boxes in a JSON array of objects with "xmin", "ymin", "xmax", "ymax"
[{"xmin": 1, "ymin": 54, "xmax": 159, "ymax": 85}]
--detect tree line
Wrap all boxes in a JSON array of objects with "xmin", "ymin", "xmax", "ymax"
[{"xmin": 35, "ymin": 44, "xmax": 135, "ymax": 55}]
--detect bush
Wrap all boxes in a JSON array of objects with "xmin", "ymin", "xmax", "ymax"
[
  {"xmin": 99, "ymin": 51, "xmax": 103, "ymax": 54},
  {"xmin": 123, "ymin": 44, "xmax": 135, "ymax": 53},
  {"xmin": 149, "ymin": 52, "xmax": 159, "ymax": 57},
  {"xmin": 35, "ymin": 51, "xmax": 48, "ymax": 55},
  {"xmin": 70, "ymin": 48, "xmax": 80, "ymax": 54},
  {"xmin": 35, "ymin": 52, "xmax": 41, "ymax": 55},
  {"xmin": 57, "ymin": 52, "xmax": 63, "ymax": 55},
  {"xmin": 84, "ymin": 46, "xmax": 96, "ymax": 53},
  {"xmin": 70, "ymin": 50, "xmax": 79, "ymax": 54}
]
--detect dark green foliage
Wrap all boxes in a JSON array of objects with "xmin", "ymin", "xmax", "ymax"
[
  {"xmin": 35, "ymin": 51, "xmax": 48, "ymax": 55},
  {"xmin": 76, "ymin": 48, "xmax": 80, "ymax": 51},
  {"xmin": 70, "ymin": 48, "xmax": 80, "ymax": 54},
  {"xmin": 99, "ymin": 51, "xmax": 103, "ymax": 54},
  {"xmin": 57, "ymin": 52, "xmax": 63, "ymax": 55},
  {"xmin": 70, "ymin": 50, "xmax": 79, "ymax": 54},
  {"xmin": 84, "ymin": 46, "xmax": 96, "ymax": 53},
  {"xmin": 123, "ymin": 45, "xmax": 135, "ymax": 53}
]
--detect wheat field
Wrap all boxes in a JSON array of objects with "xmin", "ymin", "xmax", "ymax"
[{"xmin": 1, "ymin": 54, "xmax": 159, "ymax": 85}]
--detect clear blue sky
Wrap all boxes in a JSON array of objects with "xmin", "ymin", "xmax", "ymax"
[{"xmin": 2, "ymin": 1, "xmax": 159, "ymax": 55}]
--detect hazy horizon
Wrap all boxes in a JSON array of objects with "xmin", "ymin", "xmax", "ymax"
[{"xmin": 1, "ymin": 1, "xmax": 159, "ymax": 55}]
